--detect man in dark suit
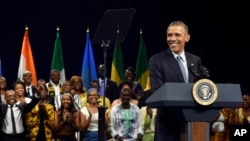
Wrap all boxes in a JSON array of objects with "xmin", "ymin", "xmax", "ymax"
[
  {"xmin": 22, "ymin": 71, "xmax": 37, "ymax": 97},
  {"xmin": 149, "ymin": 21, "xmax": 203, "ymax": 141},
  {"xmin": 97, "ymin": 64, "xmax": 119, "ymax": 103},
  {"xmin": 0, "ymin": 87, "xmax": 42, "ymax": 141}
]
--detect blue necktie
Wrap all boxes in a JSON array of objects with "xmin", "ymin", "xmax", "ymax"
[
  {"xmin": 99, "ymin": 80, "xmax": 105, "ymax": 96},
  {"xmin": 177, "ymin": 56, "xmax": 188, "ymax": 83}
]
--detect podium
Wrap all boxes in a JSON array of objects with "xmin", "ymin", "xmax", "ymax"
[{"xmin": 146, "ymin": 82, "xmax": 243, "ymax": 141}]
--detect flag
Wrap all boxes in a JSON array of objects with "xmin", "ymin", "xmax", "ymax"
[
  {"xmin": 135, "ymin": 30, "xmax": 149, "ymax": 89},
  {"xmin": 81, "ymin": 28, "xmax": 97, "ymax": 90},
  {"xmin": 17, "ymin": 27, "xmax": 37, "ymax": 85},
  {"xmin": 51, "ymin": 27, "xmax": 66, "ymax": 82},
  {"xmin": 111, "ymin": 29, "xmax": 125, "ymax": 85}
]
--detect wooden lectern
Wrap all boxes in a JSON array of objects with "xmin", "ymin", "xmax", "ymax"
[{"xmin": 146, "ymin": 82, "xmax": 242, "ymax": 141}]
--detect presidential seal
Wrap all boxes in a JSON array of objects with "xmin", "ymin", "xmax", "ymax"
[{"xmin": 192, "ymin": 79, "xmax": 218, "ymax": 106}]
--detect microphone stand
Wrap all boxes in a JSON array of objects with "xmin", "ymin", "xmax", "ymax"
[{"xmin": 98, "ymin": 40, "xmax": 109, "ymax": 141}]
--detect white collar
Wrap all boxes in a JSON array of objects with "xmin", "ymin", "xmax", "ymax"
[
  {"xmin": 8, "ymin": 104, "xmax": 17, "ymax": 108},
  {"xmin": 172, "ymin": 52, "xmax": 186, "ymax": 62}
]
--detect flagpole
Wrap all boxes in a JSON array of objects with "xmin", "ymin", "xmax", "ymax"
[
  {"xmin": 92, "ymin": 9, "xmax": 136, "ymax": 141},
  {"xmin": 97, "ymin": 33, "xmax": 110, "ymax": 141}
]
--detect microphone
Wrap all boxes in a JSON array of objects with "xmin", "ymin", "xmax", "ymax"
[
  {"xmin": 201, "ymin": 66, "xmax": 210, "ymax": 78},
  {"xmin": 189, "ymin": 63, "xmax": 200, "ymax": 77}
]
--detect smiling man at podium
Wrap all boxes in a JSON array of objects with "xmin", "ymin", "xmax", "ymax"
[{"xmin": 148, "ymin": 21, "xmax": 203, "ymax": 141}]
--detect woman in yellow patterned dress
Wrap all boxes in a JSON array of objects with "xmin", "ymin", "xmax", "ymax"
[
  {"xmin": 26, "ymin": 84, "xmax": 55, "ymax": 141},
  {"xmin": 210, "ymin": 108, "xmax": 234, "ymax": 141},
  {"xmin": 233, "ymin": 94, "xmax": 250, "ymax": 125}
]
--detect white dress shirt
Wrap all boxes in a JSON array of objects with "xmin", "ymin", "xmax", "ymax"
[
  {"xmin": 2, "ymin": 104, "xmax": 25, "ymax": 134},
  {"xmin": 26, "ymin": 85, "xmax": 33, "ymax": 96}
]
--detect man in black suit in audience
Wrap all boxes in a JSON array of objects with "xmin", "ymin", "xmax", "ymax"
[
  {"xmin": 97, "ymin": 64, "xmax": 119, "ymax": 103},
  {"xmin": 22, "ymin": 71, "xmax": 37, "ymax": 97}
]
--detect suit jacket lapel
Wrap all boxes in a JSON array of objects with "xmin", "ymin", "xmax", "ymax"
[
  {"xmin": 2, "ymin": 104, "xmax": 8, "ymax": 118},
  {"xmin": 31, "ymin": 86, "xmax": 37, "ymax": 94},
  {"xmin": 185, "ymin": 53, "xmax": 195, "ymax": 83},
  {"xmin": 165, "ymin": 49, "xmax": 185, "ymax": 82}
]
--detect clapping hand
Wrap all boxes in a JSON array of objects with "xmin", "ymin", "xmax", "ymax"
[
  {"xmin": 67, "ymin": 114, "xmax": 74, "ymax": 123},
  {"xmin": 86, "ymin": 107, "xmax": 92, "ymax": 118},
  {"xmin": 64, "ymin": 113, "xmax": 74, "ymax": 124}
]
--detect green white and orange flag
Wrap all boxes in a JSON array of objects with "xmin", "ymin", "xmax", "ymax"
[
  {"xmin": 51, "ymin": 27, "xmax": 66, "ymax": 82},
  {"xmin": 17, "ymin": 27, "xmax": 37, "ymax": 85},
  {"xmin": 111, "ymin": 29, "xmax": 125, "ymax": 85}
]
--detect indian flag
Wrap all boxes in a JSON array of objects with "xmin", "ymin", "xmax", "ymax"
[{"xmin": 17, "ymin": 27, "xmax": 37, "ymax": 86}]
